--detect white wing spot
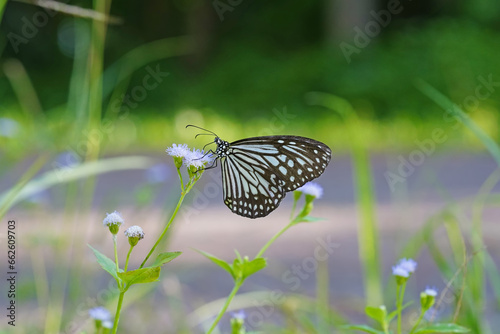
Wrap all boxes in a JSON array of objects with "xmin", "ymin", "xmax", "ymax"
[
  {"xmin": 297, "ymin": 169, "xmax": 303, "ymax": 175},
  {"xmin": 278, "ymin": 140, "xmax": 284, "ymax": 144},
  {"xmin": 288, "ymin": 160, "xmax": 294, "ymax": 167},
  {"xmin": 279, "ymin": 166, "xmax": 287, "ymax": 175},
  {"xmin": 264, "ymin": 156, "xmax": 280, "ymax": 166},
  {"xmin": 290, "ymin": 176, "xmax": 295, "ymax": 182}
]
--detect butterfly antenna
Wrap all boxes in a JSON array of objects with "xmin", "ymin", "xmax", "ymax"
[
  {"xmin": 186, "ymin": 125, "xmax": 218, "ymax": 138},
  {"xmin": 202, "ymin": 141, "xmax": 215, "ymax": 151}
]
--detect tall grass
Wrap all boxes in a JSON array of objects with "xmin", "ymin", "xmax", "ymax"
[
  {"xmin": 412, "ymin": 80, "xmax": 500, "ymax": 332},
  {"xmin": 306, "ymin": 92, "xmax": 383, "ymax": 306},
  {"xmin": 0, "ymin": 1, "xmax": 192, "ymax": 332}
]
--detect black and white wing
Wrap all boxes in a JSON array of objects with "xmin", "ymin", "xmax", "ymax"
[{"xmin": 220, "ymin": 136, "xmax": 331, "ymax": 218}]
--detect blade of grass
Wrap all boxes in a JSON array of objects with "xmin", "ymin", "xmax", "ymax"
[
  {"xmin": 0, "ymin": 156, "xmax": 156, "ymax": 209},
  {"xmin": 0, "ymin": 0, "xmax": 7, "ymax": 23},
  {"xmin": 316, "ymin": 259, "xmax": 330, "ymax": 334},
  {"xmin": 11, "ymin": 0, "xmax": 122, "ymax": 23},
  {"xmin": 416, "ymin": 79, "xmax": 500, "ymax": 333},
  {"xmin": 470, "ymin": 169, "xmax": 500, "ymax": 316},
  {"xmin": 306, "ymin": 92, "xmax": 382, "ymax": 306},
  {"xmin": 0, "ymin": 154, "xmax": 49, "ymax": 220},
  {"xmin": 415, "ymin": 79, "xmax": 500, "ymax": 167},
  {"xmin": 2, "ymin": 59, "xmax": 44, "ymax": 117},
  {"xmin": 67, "ymin": 19, "xmax": 91, "ymax": 129},
  {"xmin": 102, "ymin": 36, "xmax": 194, "ymax": 100}
]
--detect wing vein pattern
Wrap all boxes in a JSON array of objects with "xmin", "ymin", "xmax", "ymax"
[{"xmin": 219, "ymin": 135, "xmax": 331, "ymax": 218}]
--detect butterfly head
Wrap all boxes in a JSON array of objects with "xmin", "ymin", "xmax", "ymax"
[{"xmin": 215, "ymin": 137, "xmax": 230, "ymax": 157}]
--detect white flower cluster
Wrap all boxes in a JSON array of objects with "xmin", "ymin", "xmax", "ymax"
[
  {"xmin": 103, "ymin": 211, "xmax": 124, "ymax": 227},
  {"xmin": 392, "ymin": 258, "xmax": 417, "ymax": 278},
  {"xmin": 296, "ymin": 182, "xmax": 323, "ymax": 198},
  {"xmin": 166, "ymin": 143, "xmax": 215, "ymax": 168}
]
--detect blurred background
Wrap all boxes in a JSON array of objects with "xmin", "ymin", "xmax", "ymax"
[{"xmin": 1, "ymin": 0, "xmax": 500, "ymax": 332}]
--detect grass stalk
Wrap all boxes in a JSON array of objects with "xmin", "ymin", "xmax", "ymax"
[{"xmin": 306, "ymin": 92, "xmax": 382, "ymax": 305}]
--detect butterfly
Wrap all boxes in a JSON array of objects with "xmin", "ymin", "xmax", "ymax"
[{"xmin": 187, "ymin": 125, "xmax": 332, "ymax": 218}]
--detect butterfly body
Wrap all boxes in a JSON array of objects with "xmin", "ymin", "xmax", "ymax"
[{"xmin": 212, "ymin": 135, "xmax": 331, "ymax": 218}]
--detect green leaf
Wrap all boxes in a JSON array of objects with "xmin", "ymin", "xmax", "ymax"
[
  {"xmin": 365, "ymin": 305, "xmax": 387, "ymax": 325},
  {"xmin": 413, "ymin": 323, "xmax": 470, "ymax": 333},
  {"xmin": 232, "ymin": 256, "xmax": 267, "ymax": 280},
  {"xmin": 242, "ymin": 257, "xmax": 267, "ymax": 279},
  {"xmin": 118, "ymin": 267, "xmax": 161, "ymax": 286},
  {"xmin": 150, "ymin": 252, "xmax": 182, "ymax": 267},
  {"xmin": 340, "ymin": 324, "xmax": 385, "ymax": 334},
  {"xmin": 292, "ymin": 216, "xmax": 324, "ymax": 224},
  {"xmin": 195, "ymin": 249, "xmax": 234, "ymax": 279},
  {"xmin": 88, "ymin": 245, "xmax": 120, "ymax": 281}
]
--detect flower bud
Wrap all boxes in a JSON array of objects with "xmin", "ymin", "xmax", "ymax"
[
  {"xmin": 103, "ymin": 211, "xmax": 124, "ymax": 235},
  {"xmin": 124, "ymin": 225, "xmax": 145, "ymax": 247}
]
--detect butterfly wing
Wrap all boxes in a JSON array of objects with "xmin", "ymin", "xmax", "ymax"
[
  {"xmin": 221, "ymin": 153, "xmax": 286, "ymax": 218},
  {"xmin": 220, "ymin": 136, "xmax": 331, "ymax": 218},
  {"xmin": 230, "ymin": 136, "xmax": 331, "ymax": 191}
]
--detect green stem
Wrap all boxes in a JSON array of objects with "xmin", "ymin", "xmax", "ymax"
[
  {"xmin": 111, "ymin": 289, "xmax": 126, "ymax": 334},
  {"xmin": 397, "ymin": 282, "xmax": 406, "ymax": 334},
  {"xmin": 255, "ymin": 222, "xmax": 293, "ymax": 258},
  {"xmin": 124, "ymin": 245, "xmax": 134, "ymax": 272},
  {"xmin": 177, "ymin": 168, "xmax": 185, "ymax": 192},
  {"xmin": 207, "ymin": 279, "xmax": 244, "ymax": 334},
  {"xmin": 139, "ymin": 185, "xmax": 190, "ymax": 269},
  {"xmin": 113, "ymin": 235, "xmax": 119, "ymax": 274}
]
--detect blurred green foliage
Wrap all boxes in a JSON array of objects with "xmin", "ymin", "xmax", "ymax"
[{"xmin": 1, "ymin": 0, "xmax": 500, "ymax": 124}]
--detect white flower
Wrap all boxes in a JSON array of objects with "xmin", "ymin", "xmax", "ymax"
[
  {"xmin": 397, "ymin": 258, "xmax": 417, "ymax": 273},
  {"xmin": 424, "ymin": 287, "xmax": 438, "ymax": 297},
  {"xmin": 392, "ymin": 265, "xmax": 409, "ymax": 278},
  {"xmin": 166, "ymin": 143, "xmax": 189, "ymax": 158},
  {"xmin": 231, "ymin": 310, "xmax": 246, "ymax": 320},
  {"xmin": 183, "ymin": 149, "xmax": 214, "ymax": 168},
  {"xmin": 103, "ymin": 211, "xmax": 124, "ymax": 227},
  {"xmin": 124, "ymin": 225, "xmax": 145, "ymax": 239},
  {"xmin": 89, "ymin": 306, "xmax": 111, "ymax": 321},
  {"xmin": 296, "ymin": 182, "xmax": 323, "ymax": 198}
]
